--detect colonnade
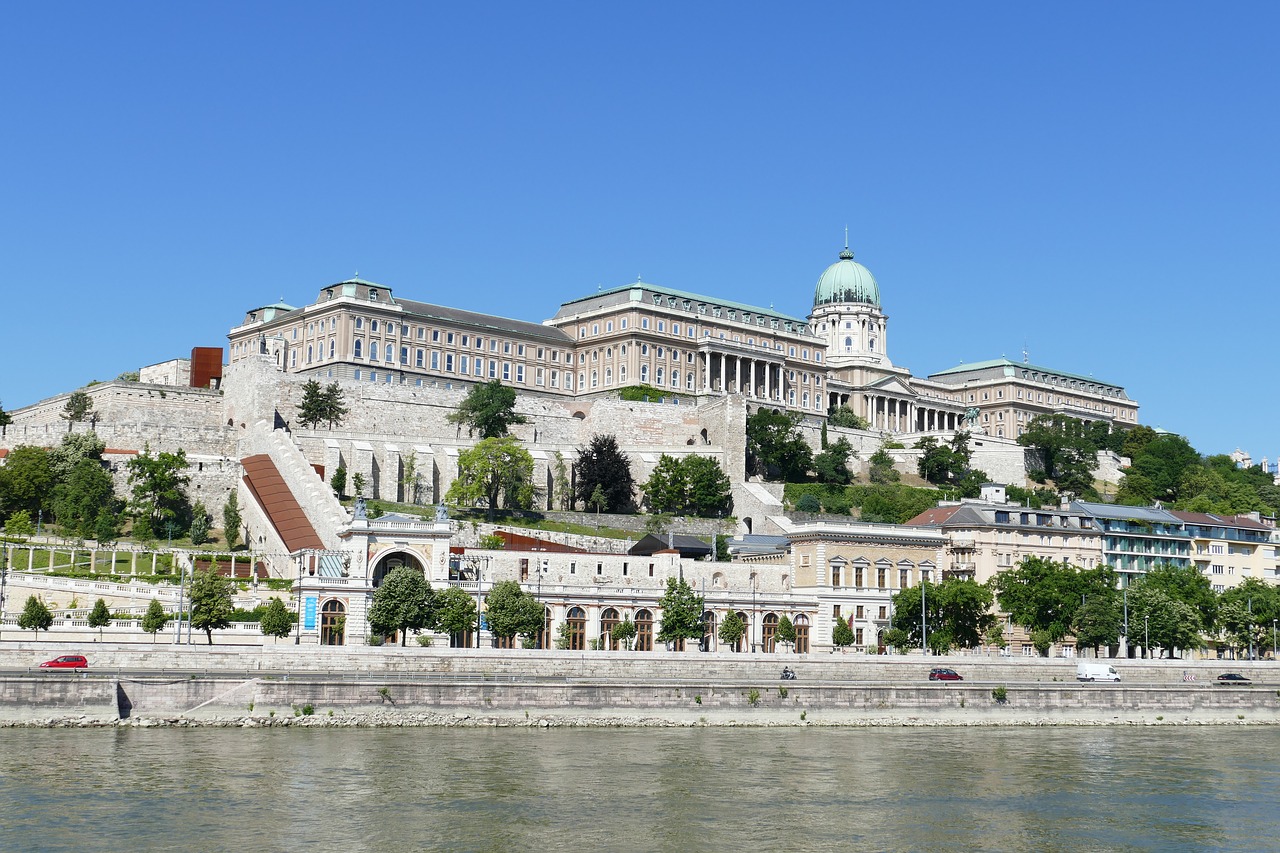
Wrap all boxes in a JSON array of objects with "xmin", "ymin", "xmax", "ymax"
[
  {"xmin": 826, "ymin": 391, "xmax": 963, "ymax": 434},
  {"xmin": 700, "ymin": 350, "xmax": 785, "ymax": 403}
]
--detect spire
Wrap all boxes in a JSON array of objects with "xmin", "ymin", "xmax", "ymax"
[{"xmin": 840, "ymin": 227, "xmax": 854, "ymax": 260}]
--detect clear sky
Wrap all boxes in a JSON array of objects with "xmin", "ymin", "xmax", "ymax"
[{"xmin": 3, "ymin": 3, "xmax": 1276, "ymax": 461}]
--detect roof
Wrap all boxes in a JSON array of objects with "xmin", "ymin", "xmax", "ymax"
[
  {"xmin": 813, "ymin": 247, "xmax": 880, "ymax": 309},
  {"xmin": 1167, "ymin": 510, "xmax": 1271, "ymax": 531},
  {"xmin": 1071, "ymin": 500, "xmax": 1181, "ymax": 524},
  {"xmin": 396, "ymin": 297, "xmax": 573, "ymax": 344},
  {"xmin": 904, "ymin": 505, "xmax": 961, "ymax": 526},
  {"xmin": 927, "ymin": 358, "xmax": 1123, "ymax": 390},
  {"xmin": 240, "ymin": 454, "xmax": 325, "ymax": 553},
  {"xmin": 555, "ymin": 281, "xmax": 810, "ymax": 327},
  {"xmin": 494, "ymin": 530, "xmax": 589, "ymax": 553},
  {"xmin": 629, "ymin": 533, "xmax": 712, "ymax": 558}
]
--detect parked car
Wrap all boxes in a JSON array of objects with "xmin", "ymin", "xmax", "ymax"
[
  {"xmin": 1216, "ymin": 673, "xmax": 1251, "ymax": 685},
  {"xmin": 39, "ymin": 655, "xmax": 88, "ymax": 671},
  {"xmin": 928, "ymin": 667, "xmax": 963, "ymax": 681}
]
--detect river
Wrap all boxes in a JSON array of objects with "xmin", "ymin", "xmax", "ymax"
[{"xmin": 1, "ymin": 727, "xmax": 1276, "ymax": 852}]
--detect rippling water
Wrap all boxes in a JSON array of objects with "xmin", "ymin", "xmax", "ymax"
[{"xmin": 1, "ymin": 727, "xmax": 1277, "ymax": 852}]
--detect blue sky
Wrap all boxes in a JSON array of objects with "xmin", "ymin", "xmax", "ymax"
[{"xmin": 3, "ymin": 3, "xmax": 1276, "ymax": 461}]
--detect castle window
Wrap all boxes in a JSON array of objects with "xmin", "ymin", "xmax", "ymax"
[
  {"xmin": 368, "ymin": 341, "xmax": 379, "ymax": 361},
  {"xmin": 354, "ymin": 339, "xmax": 363, "ymax": 358}
]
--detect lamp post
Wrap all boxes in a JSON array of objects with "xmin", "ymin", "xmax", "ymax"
[
  {"xmin": 1144, "ymin": 615, "xmax": 1149, "ymax": 659},
  {"xmin": 921, "ymin": 576, "xmax": 928, "ymax": 657},
  {"xmin": 294, "ymin": 554, "xmax": 304, "ymax": 645},
  {"xmin": 1248, "ymin": 597, "xmax": 1254, "ymax": 661},
  {"xmin": 0, "ymin": 547, "xmax": 8, "ymax": 643},
  {"xmin": 1273, "ymin": 619, "xmax": 1277, "ymax": 661}
]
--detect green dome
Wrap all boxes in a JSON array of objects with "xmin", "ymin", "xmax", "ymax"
[{"xmin": 813, "ymin": 247, "xmax": 879, "ymax": 309}]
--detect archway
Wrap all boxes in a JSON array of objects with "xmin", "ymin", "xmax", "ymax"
[
  {"xmin": 794, "ymin": 614, "xmax": 810, "ymax": 654},
  {"xmin": 372, "ymin": 551, "xmax": 424, "ymax": 588},
  {"xmin": 566, "ymin": 606, "xmax": 586, "ymax": 651},
  {"xmin": 320, "ymin": 599, "xmax": 346, "ymax": 646},
  {"xmin": 702, "ymin": 610, "xmax": 717, "ymax": 652},
  {"xmin": 732, "ymin": 610, "xmax": 749, "ymax": 652},
  {"xmin": 602, "ymin": 607, "xmax": 620, "ymax": 650},
  {"xmin": 762, "ymin": 612, "xmax": 778, "ymax": 653},
  {"xmin": 635, "ymin": 609, "xmax": 654, "ymax": 652}
]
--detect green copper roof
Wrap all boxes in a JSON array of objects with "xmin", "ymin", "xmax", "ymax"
[
  {"xmin": 928, "ymin": 358, "xmax": 1123, "ymax": 390},
  {"xmin": 813, "ymin": 247, "xmax": 880, "ymax": 309}
]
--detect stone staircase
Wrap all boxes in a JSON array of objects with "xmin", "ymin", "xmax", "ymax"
[{"xmin": 241, "ymin": 421, "xmax": 350, "ymax": 550}]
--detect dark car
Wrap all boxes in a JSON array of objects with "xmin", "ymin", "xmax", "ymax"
[
  {"xmin": 1217, "ymin": 673, "xmax": 1251, "ymax": 685},
  {"xmin": 928, "ymin": 667, "xmax": 963, "ymax": 681},
  {"xmin": 39, "ymin": 655, "xmax": 88, "ymax": 671}
]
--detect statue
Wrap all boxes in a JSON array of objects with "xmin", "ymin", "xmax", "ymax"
[
  {"xmin": 435, "ymin": 504, "xmax": 449, "ymax": 522},
  {"xmin": 354, "ymin": 495, "xmax": 367, "ymax": 520}
]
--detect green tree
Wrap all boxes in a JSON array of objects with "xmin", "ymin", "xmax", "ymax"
[
  {"xmin": 868, "ymin": 447, "xmax": 900, "ymax": 484},
  {"xmin": 368, "ymin": 567, "xmax": 436, "ymax": 646},
  {"xmin": 985, "ymin": 621, "xmax": 1008, "ymax": 651},
  {"xmin": 0, "ymin": 399, "xmax": 12, "ymax": 429},
  {"xmin": 446, "ymin": 437, "xmax": 536, "ymax": 519},
  {"xmin": 1217, "ymin": 578, "xmax": 1279, "ymax": 658},
  {"xmin": 61, "ymin": 389, "xmax": 94, "ymax": 425},
  {"xmin": 484, "ymin": 580, "xmax": 545, "ymax": 643},
  {"xmin": 827, "ymin": 406, "xmax": 870, "ymax": 430},
  {"xmin": 126, "ymin": 446, "xmax": 191, "ymax": 534},
  {"xmin": 1126, "ymin": 584, "xmax": 1203, "ymax": 658},
  {"xmin": 655, "ymin": 577, "xmax": 705, "ymax": 650},
  {"xmin": 552, "ymin": 451, "xmax": 572, "ymax": 510},
  {"xmin": 141, "ymin": 598, "xmax": 169, "ymax": 642},
  {"xmin": 93, "ymin": 507, "xmax": 121, "ymax": 545},
  {"xmin": 116, "ymin": 371, "xmax": 140, "ymax": 382},
  {"xmin": 400, "ymin": 450, "xmax": 421, "ymax": 504},
  {"xmin": 446, "ymin": 379, "xmax": 528, "ymax": 438},
  {"xmin": 832, "ymin": 617, "xmax": 855, "ymax": 648},
  {"xmin": 574, "ymin": 434, "xmax": 635, "ymax": 513},
  {"xmin": 776, "ymin": 614, "xmax": 796, "ymax": 648},
  {"xmin": 189, "ymin": 567, "xmax": 235, "ymax": 644},
  {"xmin": 88, "ymin": 598, "xmax": 111, "ymax": 640},
  {"xmin": 892, "ymin": 579, "xmax": 994, "ymax": 652},
  {"xmin": 297, "ymin": 379, "xmax": 327, "ymax": 429},
  {"xmin": 5, "ymin": 510, "xmax": 34, "ymax": 537},
  {"xmin": 189, "ymin": 502, "xmax": 211, "ymax": 546},
  {"xmin": 321, "ymin": 382, "xmax": 349, "ymax": 429},
  {"xmin": 1017, "ymin": 414, "xmax": 1100, "ymax": 498},
  {"xmin": 643, "ymin": 454, "xmax": 733, "ymax": 517},
  {"xmin": 991, "ymin": 557, "xmax": 1118, "ymax": 652},
  {"xmin": 1072, "ymin": 595, "xmax": 1123, "ymax": 655},
  {"xmin": 718, "ymin": 609, "xmax": 747, "ymax": 649},
  {"xmin": 611, "ymin": 618, "xmax": 637, "ymax": 650},
  {"xmin": 794, "ymin": 493, "xmax": 822, "ymax": 513},
  {"xmin": 435, "ymin": 586, "xmax": 478, "ymax": 641},
  {"xmin": 746, "ymin": 409, "xmax": 812, "ymax": 481},
  {"xmin": 53, "ymin": 457, "xmax": 116, "ymax": 538},
  {"xmin": 222, "ymin": 492, "xmax": 242, "ymax": 550},
  {"xmin": 258, "ymin": 597, "xmax": 294, "ymax": 642},
  {"xmin": 351, "ymin": 472, "xmax": 366, "ymax": 497},
  {"xmin": 0, "ymin": 445, "xmax": 53, "ymax": 522},
  {"xmin": 813, "ymin": 437, "xmax": 854, "ymax": 486},
  {"xmin": 18, "ymin": 595, "xmax": 53, "ymax": 637},
  {"xmin": 48, "ymin": 431, "xmax": 107, "ymax": 483},
  {"xmin": 1139, "ymin": 563, "xmax": 1218, "ymax": 634},
  {"xmin": 1123, "ymin": 433, "xmax": 1200, "ymax": 504},
  {"xmin": 330, "ymin": 464, "xmax": 348, "ymax": 499}
]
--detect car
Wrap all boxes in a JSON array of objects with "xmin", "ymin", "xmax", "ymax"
[
  {"xmin": 39, "ymin": 655, "xmax": 88, "ymax": 671},
  {"xmin": 928, "ymin": 667, "xmax": 963, "ymax": 681},
  {"xmin": 1216, "ymin": 673, "xmax": 1251, "ymax": 685}
]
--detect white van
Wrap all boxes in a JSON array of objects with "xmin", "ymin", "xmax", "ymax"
[{"xmin": 1077, "ymin": 661, "xmax": 1121, "ymax": 682}]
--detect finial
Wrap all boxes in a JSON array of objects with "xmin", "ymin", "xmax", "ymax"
[
  {"xmin": 1022, "ymin": 343, "xmax": 1029, "ymax": 364},
  {"xmin": 844, "ymin": 225, "xmax": 849, "ymax": 249}
]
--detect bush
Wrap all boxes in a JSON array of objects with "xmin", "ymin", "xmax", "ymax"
[
  {"xmin": 992, "ymin": 685, "xmax": 1008, "ymax": 704},
  {"xmin": 367, "ymin": 635, "xmax": 385, "ymax": 647},
  {"xmin": 795, "ymin": 494, "xmax": 822, "ymax": 513}
]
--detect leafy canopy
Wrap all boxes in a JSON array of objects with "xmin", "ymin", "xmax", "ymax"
[
  {"xmin": 446, "ymin": 380, "xmax": 528, "ymax": 439},
  {"xmin": 574, "ymin": 434, "xmax": 635, "ymax": 513},
  {"xmin": 445, "ymin": 437, "xmax": 536, "ymax": 519}
]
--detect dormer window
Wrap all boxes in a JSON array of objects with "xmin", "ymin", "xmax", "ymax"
[
  {"xmin": 369, "ymin": 289, "xmax": 378, "ymax": 301},
  {"xmin": 325, "ymin": 289, "xmax": 334, "ymax": 300}
]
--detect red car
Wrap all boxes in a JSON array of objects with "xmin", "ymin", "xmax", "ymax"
[
  {"xmin": 39, "ymin": 655, "xmax": 88, "ymax": 671},
  {"xmin": 928, "ymin": 667, "xmax": 963, "ymax": 681}
]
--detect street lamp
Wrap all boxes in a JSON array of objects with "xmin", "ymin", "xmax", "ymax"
[
  {"xmin": 921, "ymin": 576, "xmax": 928, "ymax": 657},
  {"xmin": 1144, "ymin": 615, "xmax": 1149, "ymax": 659},
  {"xmin": 1272, "ymin": 618, "xmax": 1277, "ymax": 661}
]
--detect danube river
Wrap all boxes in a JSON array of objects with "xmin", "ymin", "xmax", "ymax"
[{"xmin": 2, "ymin": 726, "xmax": 1277, "ymax": 852}]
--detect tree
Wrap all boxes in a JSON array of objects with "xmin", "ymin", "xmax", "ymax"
[
  {"xmin": 0, "ymin": 399, "xmax": 12, "ymax": 429},
  {"xmin": 776, "ymin": 615, "xmax": 796, "ymax": 649},
  {"xmin": 53, "ymin": 457, "xmax": 115, "ymax": 538},
  {"xmin": 141, "ymin": 598, "xmax": 169, "ymax": 642},
  {"xmin": 297, "ymin": 379, "xmax": 327, "ymax": 429},
  {"xmin": 330, "ymin": 464, "xmax": 348, "ymax": 499},
  {"xmin": 795, "ymin": 493, "xmax": 822, "ymax": 513},
  {"xmin": 1126, "ymin": 584, "xmax": 1203, "ymax": 658},
  {"xmin": 642, "ymin": 454, "xmax": 733, "ymax": 517},
  {"xmin": 991, "ymin": 557, "xmax": 1118, "ymax": 652},
  {"xmin": 222, "ymin": 491, "xmax": 242, "ymax": 550},
  {"xmin": 93, "ymin": 507, "xmax": 121, "ymax": 545},
  {"xmin": 718, "ymin": 610, "xmax": 747, "ymax": 649},
  {"xmin": 746, "ymin": 409, "xmax": 812, "ymax": 481},
  {"xmin": 368, "ymin": 567, "xmax": 436, "ymax": 645},
  {"xmin": 1017, "ymin": 414, "xmax": 1100, "ymax": 498},
  {"xmin": 18, "ymin": 596, "xmax": 53, "ymax": 638},
  {"xmin": 832, "ymin": 617, "xmax": 855, "ymax": 648},
  {"xmin": 88, "ymin": 598, "xmax": 111, "ymax": 640},
  {"xmin": 827, "ymin": 406, "xmax": 870, "ymax": 430},
  {"xmin": 61, "ymin": 390, "xmax": 94, "ymax": 425},
  {"xmin": 5, "ymin": 510, "xmax": 34, "ymax": 537},
  {"xmin": 48, "ymin": 431, "xmax": 106, "ymax": 483},
  {"xmin": 0, "ymin": 445, "xmax": 53, "ymax": 523},
  {"xmin": 611, "ymin": 619, "xmax": 637, "ymax": 651},
  {"xmin": 189, "ymin": 502, "xmax": 211, "ymax": 546},
  {"xmin": 351, "ymin": 472, "xmax": 366, "ymax": 497},
  {"xmin": 446, "ymin": 380, "xmax": 528, "ymax": 438},
  {"xmin": 484, "ymin": 580, "xmax": 545, "ymax": 643},
  {"xmin": 552, "ymin": 451, "xmax": 572, "ymax": 510},
  {"xmin": 1139, "ymin": 564, "xmax": 1218, "ymax": 634},
  {"xmin": 1124, "ymin": 433, "xmax": 1200, "ymax": 504},
  {"xmin": 258, "ymin": 597, "xmax": 294, "ymax": 642},
  {"xmin": 434, "ymin": 586, "xmax": 477, "ymax": 641},
  {"xmin": 813, "ymin": 438, "xmax": 854, "ymax": 486},
  {"xmin": 655, "ymin": 577, "xmax": 705, "ymax": 650},
  {"xmin": 984, "ymin": 622, "xmax": 1008, "ymax": 651},
  {"xmin": 892, "ymin": 579, "xmax": 994, "ymax": 652},
  {"xmin": 400, "ymin": 450, "xmax": 421, "ymax": 504},
  {"xmin": 1072, "ymin": 595, "xmax": 1123, "ymax": 655},
  {"xmin": 189, "ymin": 567, "xmax": 235, "ymax": 644},
  {"xmin": 868, "ymin": 447, "xmax": 900, "ymax": 484},
  {"xmin": 126, "ymin": 446, "xmax": 191, "ymax": 535},
  {"xmin": 1218, "ymin": 578, "xmax": 1279, "ymax": 658},
  {"xmin": 446, "ymin": 437, "xmax": 536, "ymax": 519},
  {"xmin": 322, "ymin": 382, "xmax": 348, "ymax": 428},
  {"xmin": 574, "ymin": 434, "xmax": 635, "ymax": 513}
]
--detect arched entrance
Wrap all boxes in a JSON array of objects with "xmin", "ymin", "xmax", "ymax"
[
  {"xmin": 794, "ymin": 614, "xmax": 810, "ymax": 654},
  {"xmin": 762, "ymin": 612, "xmax": 778, "ymax": 653},
  {"xmin": 635, "ymin": 609, "xmax": 654, "ymax": 652},
  {"xmin": 372, "ymin": 551, "xmax": 424, "ymax": 587},
  {"xmin": 602, "ymin": 608, "xmax": 620, "ymax": 650},
  {"xmin": 732, "ymin": 610, "xmax": 749, "ymax": 652},
  {"xmin": 320, "ymin": 599, "xmax": 346, "ymax": 646},
  {"xmin": 566, "ymin": 607, "xmax": 586, "ymax": 651},
  {"xmin": 701, "ymin": 610, "xmax": 717, "ymax": 652}
]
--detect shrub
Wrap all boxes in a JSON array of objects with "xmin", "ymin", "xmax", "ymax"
[
  {"xmin": 992, "ymin": 685, "xmax": 1008, "ymax": 704},
  {"xmin": 795, "ymin": 494, "xmax": 822, "ymax": 513},
  {"xmin": 747, "ymin": 688, "xmax": 761, "ymax": 706}
]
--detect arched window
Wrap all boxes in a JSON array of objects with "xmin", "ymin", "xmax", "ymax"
[
  {"xmin": 321, "ymin": 599, "xmax": 346, "ymax": 646},
  {"xmin": 732, "ymin": 610, "xmax": 749, "ymax": 652},
  {"xmin": 762, "ymin": 612, "xmax": 779, "ymax": 653},
  {"xmin": 656, "ymin": 367, "xmax": 664, "ymax": 385},
  {"xmin": 354, "ymin": 339, "xmax": 363, "ymax": 359},
  {"xmin": 601, "ymin": 608, "xmax": 621, "ymax": 650},
  {"xmin": 635, "ymin": 609, "xmax": 654, "ymax": 652},
  {"xmin": 640, "ymin": 365, "xmax": 649, "ymax": 383},
  {"xmin": 566, "ymin": 607, "xmax": 587, "ymax": 651},
  {"xmin": 702, "ymin": 610, "xmax": 717, "ymax": 652},
  {"xmin": 671, "ymin": 371, "xmax": 680, "ymax": 388},
  {"xmin": 306, "ymin": 345, "xmax": 313, "ymax": 363},
  {"xmin": 794, "ymin": 614, "xmax": 810, "ymax": 654},
  {"xmin": 604, "ymin": 368, "xmax": 612, "ymax": 385},
  {"xmin": 845, "ymin": 336, "xmax": 853, "ymax": 351},
  {"xmin": 370, "ymin": 341, "xmax": 379, "ymax": 361},
  {"xmin": 328, "ymin": 340, "xmax": 335, "ymax": 359}
]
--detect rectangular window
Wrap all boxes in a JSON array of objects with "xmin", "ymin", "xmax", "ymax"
[
  {"xmin": 445, "ymin": 354, "xmax": 454, "ymax": 372},
  {"xmin": 831, "ymin": 567, "xmax": 841, "ymax": 587},
  {"xmin": 503, "ymin": 363, "xmax": 511, "ymax": 380},
  {"xmin": 596, "ymin": 562, "xmax": 603, "ymax": 576},
  {"xmin": 460, "ymin": 356, "xmax": 469, "ymax": 374},
  {"xmin": 536, "ymin": 367, "xmax": 545, "ymax": 386},
  {"xmin": 488, "ymin": 361, "xmax": 497, "ymax": 379},
  {"xmin": 856, "ymin": 605, "xmax": 864, "ymax": 619},
  {"xmin": 516, "ymin": 365, "xmax": 524, "ymax": 383}
]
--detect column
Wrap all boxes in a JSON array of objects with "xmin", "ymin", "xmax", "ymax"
[{"xmin": 702, "ymin": 352, "xmax": 711, "ymax": 392}]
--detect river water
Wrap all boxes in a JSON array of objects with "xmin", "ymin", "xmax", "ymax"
[{"xmin": 1, "ymin": 726, "xmax": 1276, "ymax": 852}]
